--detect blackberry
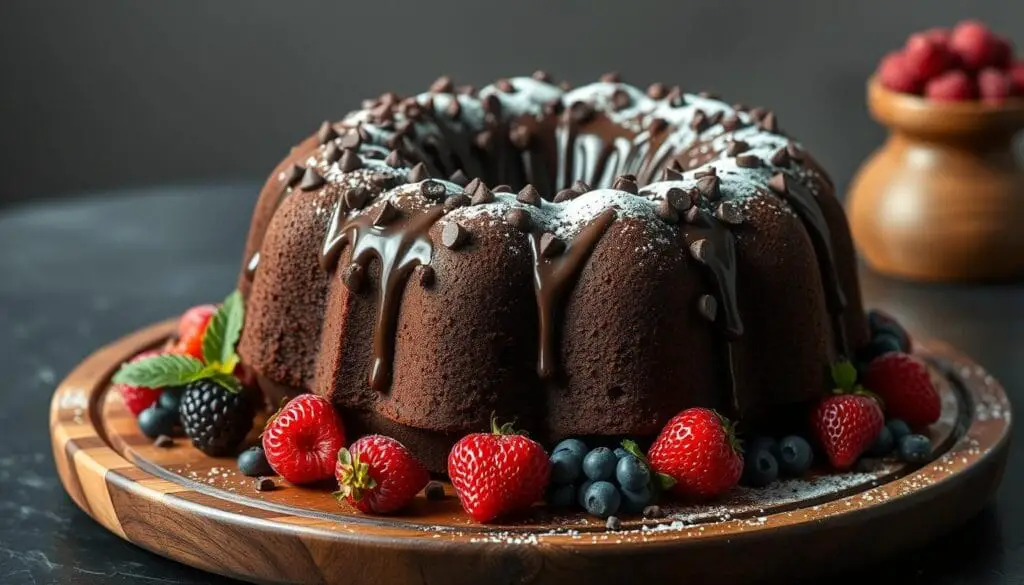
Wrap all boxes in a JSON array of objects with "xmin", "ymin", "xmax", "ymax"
[{"xmin": 179, "ymin": 378, "xmax": 254, "ymax": 456}]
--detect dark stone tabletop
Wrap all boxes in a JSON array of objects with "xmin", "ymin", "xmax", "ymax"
[{"xmin": 1, "ymin": 184, "xmax": 1022, "ymax": 584}]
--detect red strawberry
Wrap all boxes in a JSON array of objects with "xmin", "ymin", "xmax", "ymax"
[
  {"xmin": 878, "ymin": 51, "xmax": 924, "ymax": 94},
  {"xmin": 904, "ymin": 33, "xmax": 953, "ymax": 81},
  {"xmin": 925, "ymin": 70, "xmax": 977, "ymax": 102},
  {"xmin": 335, "ymin": 435, "xmax": 429, "ymax": 514},
  {"xmin": 922, "ymin": 27, "xmax": 951, "ymax": 47},
  {"xmin": 447, "ymin": 418, "xmax": 550, "ymax": 523},
  {"xmin": 978, "ymin": 68, "xmax": 1014, "ymax": 103},
  {"xmin": 176, "ymin": 304, "xmax": 216, "ymax": 361},
  {"xmin": 949, "ymin": 20, "xmax": 1005, "ymax": 71},
  {"xmin": 647, "ymin": 407, "xmax": 743, "ymax": 499},
  {"xmin": 262, "ymin": 394, "xmax": 346, "ymax": 485},
  {"xmin": 116, "ymin": 350, "xmax": 165, "ymax": 416},
  {"xmin": 864, "ymin": 352, "xmax": 941, "ymax": 428},
  {"xmin": 811, "ymin": 394, "xmax": 884, "ymax": 470},
  {"xmin": 1009, "ymin": 62, "xmax": 1024, "ymax": 96}
]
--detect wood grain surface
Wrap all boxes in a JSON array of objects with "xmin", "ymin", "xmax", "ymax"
[{"xmin": 50, "ymin": 320, "xmax": 1012, "ymax": 584}]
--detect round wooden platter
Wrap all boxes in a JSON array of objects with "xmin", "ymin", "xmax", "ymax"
[{"xmin": 50, "ymin": 321, "xmax": 1011, "ymax": 585}]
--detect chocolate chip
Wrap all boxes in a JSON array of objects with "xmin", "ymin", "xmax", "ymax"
[
  {"xmin": 406, "ymin": 162, "xmax": 430, "ymax": 183},
  {"xmin": 321, "ymin": 142, "xmax": 341, "ymax": 164},
  {"xmin": 470, "ymin": 182, "xmax": 495, "ymax": 205},
  {"xmin": 684, "ymin": 206, "xmax": 701, "ymax": 223},
  {"xmin": 760, "ymin": 111, "xmax": 778, "ymax": 133},
  {"xmin": 539, "ymin": 233, "xmax": 565, "ymax": 257},
  {"xmin": 420, "ymin": 179, "xmax": 447, "ymax": 201},
  {"xmin": 660, "ymin": 166, "xmax": 684, "ymax": 182},
  {"xmin": 721, "ymin": 115, "xmax": 742, "ymax": 132},
  {"xmin": 690, "ymin": 110, "xmax": 708, "ymax": 133},
  {"xmin": 442, "ymin": 222, "xmax": 469, "ymax": 249},
  {"xmin": 735, "ymin": 154, "xmax": 761, "ymax": 169},
  {"xmin": 655, "ymin": 199, "xmax": 678, "ymax": 224},
  {"xmin": 647, "ymin": 82, "xmax": 668, "ymax": 99},
  {"xmin": 694, "ymin": 166, "xmax": 717, "ymax": 179},
  {"xmin": 725, "ymin": 141, "xmax": 749, "ymax": 157},
  {"xmin": 532, "ymin": 70, "xmax": 553, "ymax": 83},
  {"xmin": 649, "ymin": 117, "xmax": 668, "ymax": 135},
  {"xmin": 464, "ymin": 178, "xmax": 482, "ymax": 196},
  {"xmin": 517, "ymin": 184, "xmax": 542, "ymax": 207},
  {"xmin": 153, "ymin": 435, "xmax": 174, "ymax": 448},
  {"xmin": 611, "ymin": 89, "xmax": 632, "ymax": 111},
  {"xmin": 510, "ymin": 123, "xmax": 532, "ymax": 148},
  {"xmin": 505, "ymin": 208, "xmax": 531, "ymax": 231},
  {"xmin": 425, "ymin": 480, "xmax": 446, "ymax": 500},
  {"xmin": 344, "ymin": 186, "xmax": 370, "ymax": 210},
  {"xmin": 316, "ymin": 121, "xmax": 339, "ymax": 145},
  {"xmin": 430, "ymin": 76, "xmax": 454, "ymax": 93},
  {"xmin": 666, "ymin": 187, "xmax": 692, "ymax": 212},
  {"xmin": 749, "ymin": 107, "xmax": 767, "ymax": 121},
  {"xmin": 716, "ymin": 201, "xmax": 744, "ymax": 225},
  {"xmin": 339, "ymin": 149, "xmax": 363, "ymax": 173},
  {"xmin": 474, "ymin": 130, "xmax": 494, "ymax": 151},
  {"xmin": 385, "ymin": 150, "xmax": 405, "ymax": 168},
  {"xmin": 606, "ymin": 516, "xmax": 622, "ymax": 531},
  {"xmin": 379, "ymin": 92, "xmax": 399, "ymax": 106},
  {"xmin": 492, "ymin": 184, "xmax": 512, "ymax": 193},
  {"xmin": 786, "ymin": 143, "xmax": 804, "ymax": 161},
  {"xmin": 446, "ymin": 98, "xmax": 462, "ymax": 119},
  {"xmin": 667, "ymin": 86, "xmax": 686, "ymax": 107},
  {"xmin": 572, "ymin": 179, "xmax": 592, "ymax": 194},
  {"xmin": 696, "ymin": 175, "xmax": 721, "ymax": 201},
  {"xmin": 642, "ymin": 505, "xmax": 665, "ymax": 519},
  {"xmin": 613, "ymin": 175, "xmax": 638, "ymax": 194},
  {"xmin": 494, "ymin": 78, "xmax": 515, "ymax": 93},
  {"xmin": 543, "ymin": 99, "xmax": 564, "ymax": 117},
  {"xmin": 569, "ymin": 101, "xmax": 596, "ymax": 125},
  {"xmin": 482, "ymin": 94, "xmax": 502, "ymax": 123},
  {"xmin": 770, "ymin": 148, "xmax": 791, "ymax": 167},
  {"xmin": 255, "ymin": 477, "xmax": 276, "ymax": 492},
  {"xmin": 342, "ymin": 263, "xmax": 364, "ymax": 290},
  {"xmin": 422, "ymin": 95, "xmax": 435, "ymax": 112},
  {"xmin": 698, "ymin": 294, "xmax": 718, "ymax": 322},
  {"xmin": 708, "ymin": 111, "xmax": 724, "ymax": 126},
  {"xmin": 448, "ymin": 170, "xmax": 470, "ymax": 186},
  {"xmin": 373, "ymin": 200, "xmax": 399, "ymax": 226},
  {"xmin": 689, "ymin": 239, "xmax": 709, "ymax": 263},
  {"xmin": 416, "ymin": 265, "xmax": 435, "ymax": 288},
  {"xmin": 553, "ymin": 189, "xmax": 578, "ymax": 203},
  {"xmin": 600, "ymin": 71, "xmax": 621, "ymax": 83},
  {"xmin": 299, "ymin": 167, "xmax": 326, "ymax": 191},
  {"xmin": 443, "ymin": 194, "xmax": 470, "ymax": 211},
  {"xmin": 356, "ymin": 125, "xmax": 373, "ymax": 144},
  {"xmin": 386, "ymin": 132, "xmax": 407, "ymax": 151},
  {"xmin": 768, "ymin": 173, "xmax": 789, "ymax": 195},
  {"xmin": 281, "ymin": 164, "xmax": 303, "ymax": 187}
]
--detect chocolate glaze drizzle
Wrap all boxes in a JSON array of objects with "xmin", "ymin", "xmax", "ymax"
[
  {"xmin": 528, "ymin": 208, "xmax": 617, "ymax": 379},
  {"xmin": 321, "ymin": 199, "xmax": 446, "ymax": 392}
]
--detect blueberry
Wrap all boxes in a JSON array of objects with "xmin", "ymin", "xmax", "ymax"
[
  {"xmin": 582, "ymin": 447, "xmax": 618, "ymax": 481},
  {"xmin": 237, "ymin": 446, "xmax": 274, "ymax": 477},
  {"xmin": 886, "ymin": 419, "xmax": 912, "ymax": 442},
  {"xmin": 619, "ymin": 485, "xmax": 652, "ymax": 514},
  {"xmin": 867, "ymin": 310, "xmax": 911, "ymax": 351},
  {"xmin": 546, "ymin": 483, "xmax": 576, "ymax": 509},
  {"xmin": 577, "ymin": 480, "xmax": 594, "ymax": 508},
  {"xmin": 159, "ymin": 387, "xmax": 184, "ymax": 411},
  {"xmin": 613, "ymin": 447, "xmax": 630, "ymax": 459},
  {"xmin": 742, "ymin": 443, "xmax": 779, "ymax": 487},
  {"xmin": 137, "ymin": 406, "xmax": 179, "ymax": 439},
  {"xmin": 857, "ymin": 336, "xmax": 901, "ymax": 364},
  {"xmin": 866, "ymin": 425, "xmax": 895, "ymax": 457},
  {"xmin": 898, "ymin": 434, "xmax": 932, "ymax": 463},
  {"xmin": 777, "ymin": 436, "xmax": 814, "ymax": 476},
  {"xmin": 583, "ymin": 481, "xmax": 621, "ymax": 518},
  {"xmin": 553, "ymin": 438, "xmax": 589, "ymax": 460},
  {"xmin": 615, "ymin": 455, "xmax": 651, "ymax": 492},
  {"xmin": 748, "ymin": 436, "xmax": 781, "ymax": 460},
  {"xmin": 549, "ymin": 450, "xmax": 583, "ymax": 485}
]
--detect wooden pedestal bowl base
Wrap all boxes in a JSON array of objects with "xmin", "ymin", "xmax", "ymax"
[{"xmin": 50, "ymin": 321, "xmax": 1011, "ymax": 585}]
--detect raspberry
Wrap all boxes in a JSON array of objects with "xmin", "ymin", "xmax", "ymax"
[
  {"xmin": 176, "ymin": 304, "xmax": 216, "ymax": 361},
  {"xmin": 878, "ymin": 51, "xmax": 923, "ymax": 95},
  {"xmin": 978, "ymin": 68, "xmax": 1014, "ymax": 104},
  {"xmin": 904, "ymin": 33, "xmax": 952, "ymax": 81},
  {"xmin": 950, "ymin": 20, "xmax": 1005, "ymax": 71},
  {"xmin": 1009, "ymin": 63, "xmax": 1024, "ymax": 96},
  {"xmin": 925, "ymin": 70, "xmax": 977, "ymax": 102},
  {"xmin": 922, "ymin": 28, "xmax": 951, "ymax": 47},
  {"xmin": 262, "ymin": 394, "xmax": 346, "ymax": 485}
]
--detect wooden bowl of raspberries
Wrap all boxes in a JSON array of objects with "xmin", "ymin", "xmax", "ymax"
[{"xmin": 848, "ymin": 20, "xmax": 1024, "ymax": 283}]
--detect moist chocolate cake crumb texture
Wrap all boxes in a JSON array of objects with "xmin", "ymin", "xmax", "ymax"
[{"xmin": 236, "ymin": 73, "xmax": 869, "ymax": 472}]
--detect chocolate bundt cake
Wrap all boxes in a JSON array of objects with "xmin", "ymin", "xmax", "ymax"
[{"xmin": 237, "ymin": 73, "xmax": 869, "ymax": 472}]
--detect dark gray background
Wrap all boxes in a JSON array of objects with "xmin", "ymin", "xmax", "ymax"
[{"xmin": 2, "ymin": 0, "xmax": 1023, "ymax": 205}]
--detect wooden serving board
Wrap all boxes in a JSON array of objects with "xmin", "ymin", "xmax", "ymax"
[{"xmin": 50, "ymin": 320, "xmax": 1011, "ymax": 585}]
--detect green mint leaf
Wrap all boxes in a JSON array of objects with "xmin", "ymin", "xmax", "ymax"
[
  {"xmin": 831, "ymin": 360, "xmax": 858, "ymax": 392},
  {"xmin": 620, "ymin": 439, "xmax": 648, "ymax": 464},
  {"xmin": 656, "ymin": 472, "xmax": 677, "ymax": 491},
  {"xmin": 202, "ymin": 290, "xmax": 245, "ymax": 367},
  {"xmin": 112, "ymin": 354, "xmax": 206, "ymax": 388},
  {"xmin": 205, "ymin": 372, "xmax": 242, "ymax": 394}
]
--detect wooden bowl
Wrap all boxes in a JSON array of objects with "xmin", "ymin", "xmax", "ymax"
[{"xmin": 847, "ymin": 78, "xmax": 1024, "ymax": 282}]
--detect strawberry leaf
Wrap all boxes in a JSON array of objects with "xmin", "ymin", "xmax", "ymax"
[
  {"xmin": 620, "ymin": 439, "xmax": 648, "ymax": 464},
  {"xmin": 202, "ymin": 290, "xmax": 244, "ymax": 367},
  {"xmin": 656, "ymin": 472, "xmax": 677, "ymax": 491},
  {"xmin": 831, "ymin": 360, "xmax": 858, "ymax": 392},
  {"xmin": 112, "ymin": 354, "xmax": 206, "ymax": 388}
]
